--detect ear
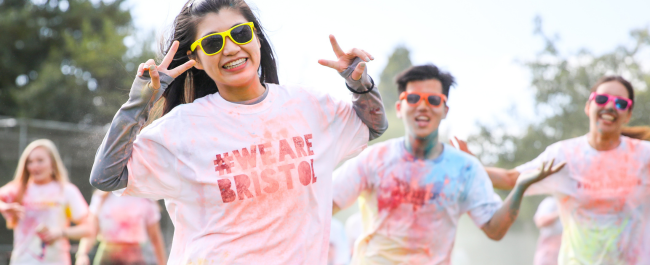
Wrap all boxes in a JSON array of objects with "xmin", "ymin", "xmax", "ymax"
[
  {"xmin": 187, "ymin": 50, "xmax": 203, "ymax": 70},
  {"xmin": 584, "ymin": 101, "xmax": 590, "ymax": 116},
  {"xmin": 395, "ymin": 101, "xmax": 403, "ymax": 119}
]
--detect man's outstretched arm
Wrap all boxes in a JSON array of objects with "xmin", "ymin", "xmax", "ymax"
[{"xmin": 480, "ymin": 160, "xmax": 564, "ymax": 240}]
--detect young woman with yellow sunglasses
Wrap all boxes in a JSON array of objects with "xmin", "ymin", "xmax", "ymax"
[{"xmin": 89, "ymin": 0, "xmax": 387, "ymax": 264}]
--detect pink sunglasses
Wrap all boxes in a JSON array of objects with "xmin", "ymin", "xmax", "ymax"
[{"xmin": 589, "ymin": 92, "xmax": 633, "ymax": 111}]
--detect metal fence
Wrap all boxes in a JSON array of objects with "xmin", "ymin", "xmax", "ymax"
[{"xmin": 0, "ymin": 116, "xmax": 174, "ymax": 264}]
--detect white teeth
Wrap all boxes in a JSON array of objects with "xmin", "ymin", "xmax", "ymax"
[
  {"xmin": 224, "ymin": 58, "xmax": 247, "ymax": 69},
  {"xmin": 415, "ymin": 116, "xmax": 430, "ymax": 121},
  {"xmin": 601, "ymin": 114, "xmax": 615, "ymax": 121}
]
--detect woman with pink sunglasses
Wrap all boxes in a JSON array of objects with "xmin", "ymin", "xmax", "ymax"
[
  {"xmin": 482, "ymin": 76, "xmax": 650, "ymax": 264},
  {"xmin": 88, "ymin": 0, "xmax": 387, "ymax": 264}
]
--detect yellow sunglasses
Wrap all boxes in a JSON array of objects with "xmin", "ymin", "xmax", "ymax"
[{"xmin": 190, "ymin": 22, "xmax": 255, "ymax": 56}]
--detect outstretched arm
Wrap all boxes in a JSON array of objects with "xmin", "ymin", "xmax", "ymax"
[
  {"xmin": 485, "ymin": 167, "xmax": 519, "ymax": 190},
  {"xmin": 319, "ymin": 35, "xmax": 388, "ymax": 141},
  {"xmin": 89, "ymin": 41, "xmax": 195, "ymax": 191},
  {"xmin": 480, "ymin": 160, "xmax": 564, "ymax": 240}
]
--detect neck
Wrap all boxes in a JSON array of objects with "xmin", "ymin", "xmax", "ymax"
[
  {"xmin": 587, "ymin": 129, "xmax": 621, "ymax": 151},
  {"xmin": 31, "ymin": 177, "xmax": 54, "ymax": 185},
  {"xmin": 218, "ymin": 77, "xmax": 266, "ymax": 102},
  {"xmin": 405, "ymin": 130, "xmax": 442, "ymax": 159}
]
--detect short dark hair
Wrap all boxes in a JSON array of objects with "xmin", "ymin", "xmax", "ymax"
[
  {"xmin": 590, "ymin": 76, "xmax": 634, "ymax": 111},
  {"xmin": 395, "ymin": 64, "xmax": 456, "ymax": 97}
]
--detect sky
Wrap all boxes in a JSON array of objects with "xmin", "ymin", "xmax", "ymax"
[{"xmin": 123, "ymin": 0, "xmax": 650, "ymax": 140}]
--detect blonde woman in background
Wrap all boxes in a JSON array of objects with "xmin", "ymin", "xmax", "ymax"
[
  {"xmin": 75, "ymin": 191, "xmax": 166, "ymax": 265},
  {"xmin": 0, "ymin": 139, "xmax": 91, "ymax": 264}
]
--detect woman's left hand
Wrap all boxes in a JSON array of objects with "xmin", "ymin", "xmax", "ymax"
[
  {"xmin": 318, "ymin": 35, "xmax": 374, "ymax": 81},
  {"xmin": 36, "ymin": 225, "xmax": 64, "ymax": 244}
]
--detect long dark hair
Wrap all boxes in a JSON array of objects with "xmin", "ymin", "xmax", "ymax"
[{"xmin": 157, "ymin": 0, "xmax": 278, "ymax": 116}]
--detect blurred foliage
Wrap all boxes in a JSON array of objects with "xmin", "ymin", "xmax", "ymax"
[
  {"xmin": 378, "ymin": 46, "xmax": 412, "ymax": 108},
  {"xmin": 470, "ymin": 17, "xmax": 650, "ymax": 169},
  {"xmin": 0, "ymin": 0, "xmax": 156, "ymax": 125},
  {"xmin": 370, "ymin": 46, "xmax": 413, "ymax": 144}
]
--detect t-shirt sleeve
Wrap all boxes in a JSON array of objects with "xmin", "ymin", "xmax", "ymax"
[
  {"xmin": 120, "ymin": 125, "xmax": 182, "ymax": 200},
  {"xmin": 144, "ymin": 199, "xmax": 161, "ymax": 225},
  {"xmin": 516, "ymin": 144, "xmax": 569, "ymax": 196},
  {"xmin": 462, "ymin": 158, "xmax": 504, "ymax": 228},
  {"xmin": 325, "ymin": 93, "xmax": 370, "ymax": 164},
  {"xmin": 332, "ymin": 148, "xmax": 372, "ymax": 209},
  {"xmin": 65, "ymin": 184, "xmax": 89, "ymax": 223}
]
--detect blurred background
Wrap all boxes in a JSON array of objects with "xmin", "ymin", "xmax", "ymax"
[{"xmin": 1, "ymin": 0, "xmax": 650, "ymax": 264}]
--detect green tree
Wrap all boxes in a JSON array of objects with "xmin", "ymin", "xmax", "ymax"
[
  {"xmin": 378, "ymin": 46, "xmax": 412, "ymax": 108},
  {"xmin": 470, "ymin": 18, "xmax": 650, "ymax": 169},
  {"xmin": 370, "ymin": 46, "xmax": 413, "ymax": 143},
  {"xmin": 0, "ymin": 0, "xmax": 155, "ymax": 125}
]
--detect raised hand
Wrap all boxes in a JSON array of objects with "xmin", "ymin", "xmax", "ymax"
[
  {"xmin": 450, "ymin": 136, "xmax": 474, "ymax": 156},
  {"xmin": 137, "ymin": 40, "xmax": 196, "ymax": 89},
  {"xmin": 516, "ymin": 159, "xmax": 566, "ymax": 188},
  {"xmin": 318, "ymin": 35, "xmax": 374, "ymax": 81}
]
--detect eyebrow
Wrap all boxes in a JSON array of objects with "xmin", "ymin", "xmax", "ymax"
[{"xmin": 201, "ymin": 22, "xmax": 248, "ymax": 38}]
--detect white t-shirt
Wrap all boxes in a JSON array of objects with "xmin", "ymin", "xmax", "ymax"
[
  {"xmin": 534, "ymin": 197, "xmax": 562, "ymax": 265},
  {"xmin": 0, "ymin": 181, "xmax": 88, "ymax": 265},
  {"xmin": 88, "ymin": 192, "xmax": 160, "ymax": 244},
  {"xmin": 329, "ymin": 218, "xmax": 350, "ymax": 265},
  {"xmin": 119, "ymin": 84, "xmax": 369, "ymax": 265},
  {"xmin": 517, "ymin": 135, "xmax": 650, "ymax": 265},
  {"xmin": 332, "ymin": 138, "xmax": 503, "ymax": 265}
]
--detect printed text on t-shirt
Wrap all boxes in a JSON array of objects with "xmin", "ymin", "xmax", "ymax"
[{"xmin": 213, "ymin": 134, "xmax": 317, "ymax": 203}]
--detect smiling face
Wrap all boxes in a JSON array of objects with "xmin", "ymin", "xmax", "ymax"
[
  {"xmin": 190, "ymin": 9, "xmax": 261, "ymax": 90},
  {"xmin": 396, "ymin": 79, "xmax": 449, "ymax": 138},
  {"xmin": 26, "ymin": 147, "xmax": 55, "ymax": 184},
  {"xmin": 585, "ymin": 81, "xmax": 632, "ymax": 135}
]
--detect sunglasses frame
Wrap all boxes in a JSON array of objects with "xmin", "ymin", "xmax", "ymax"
[
  {"xmin": 399, "ymin": 91, "xmax": 448, "ymax": 107},
  {"xmin": 589, "ymin": 92, "xmax": 633, "ymax": 111},
  {"xmin": 190, "ymin": 22, "xmax": 255, "ymax": 56}
]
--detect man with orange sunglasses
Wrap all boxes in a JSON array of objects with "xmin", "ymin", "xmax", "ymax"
[{"xmin": 331, "ymin": 64, "xmax": 563, "ymax": 264}]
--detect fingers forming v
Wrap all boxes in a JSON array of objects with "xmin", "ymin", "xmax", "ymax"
[
  {"xmin": 329, "ymin": 35, "xmax": 345, "ymax": 58},
  {"xmin": 168, "ymin": 60, "xmax": 197, "ymax": 78},
  {"xmin": 160, "ymin": 40, "xmax": 180, "ymax": 70}
]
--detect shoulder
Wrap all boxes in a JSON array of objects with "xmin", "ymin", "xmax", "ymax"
[
  {"xmin": 621, "ymin": 135, "xmax": 650, "ymax": 151},
  {"xmin": 361, "ymin": 138, "xmax": 403, "ymax": 159},
  {"xmin": 63, "ymin": 182, "xmax": 83, "ymax": 194},
  {"xmin": 441, "ymin": 144, "xmax": 483, "ymax": 168}
]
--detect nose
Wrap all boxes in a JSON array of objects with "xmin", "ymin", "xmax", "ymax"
[{"xmin": 222, "ymin": 36, "xmax": 241, "ymax": 56}]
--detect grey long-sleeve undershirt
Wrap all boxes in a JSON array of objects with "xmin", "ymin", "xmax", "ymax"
[{"xmin": 89, "ymin": 61, "xmax": 388, "ymax": 191}]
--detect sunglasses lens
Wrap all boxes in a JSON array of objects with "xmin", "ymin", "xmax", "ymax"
[
  {"xmin": 406, "ymin": 94, "xmax": 421, "ymax": 104},
  {"xmin": 595, "ymin": 95, "xmax": 609, "ymax": 105},
  {"xmin": 615, "ymin": 99, "xmax": 629, "ymax": 110},
  {"xmin": 231, "ymin": 24, "xmax": 253, "ymax": 44},
  {"xmin": 427, "ymin": 95, "xmax": 442, "ymax": 106},
  {"xmin": 201, "ymin": 35, "xmax": 224, "ymax": 54}
]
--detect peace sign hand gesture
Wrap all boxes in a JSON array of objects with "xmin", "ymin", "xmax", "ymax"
[
  {"xmin": 318, "ymin": 35, "xmax": 374, "ymax": 81},
  {"xmin": 136, "ymin": 40, "xmax": 196, "ymax": 89}
]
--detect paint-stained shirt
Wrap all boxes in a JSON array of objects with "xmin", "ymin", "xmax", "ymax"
[
  {"xmin": 0, "ymin": 181, "xmax": 88, "ymax": 265},
  {"xmin": 332, "ymin": 138, "xmax": 503, "ymax": 265},
  {"xmin": 88, "ymin": 193, "xmax": 159, "ymax": 244},
  {"xmin": 116, "ymin": 83, "xmax": 369, "ymax": 265},
  {"xmin": 517, "ymin": 135, "xmax": 650, "ymax": 265}
]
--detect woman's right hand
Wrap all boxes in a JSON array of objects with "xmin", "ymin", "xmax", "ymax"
[
  {"xmin": 136, "ymin": 40, "xmax": 196, "ymax": 89},
  {"xmin": 75, "ymin": 254, "xmax": 90, "ymax": 265}
]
